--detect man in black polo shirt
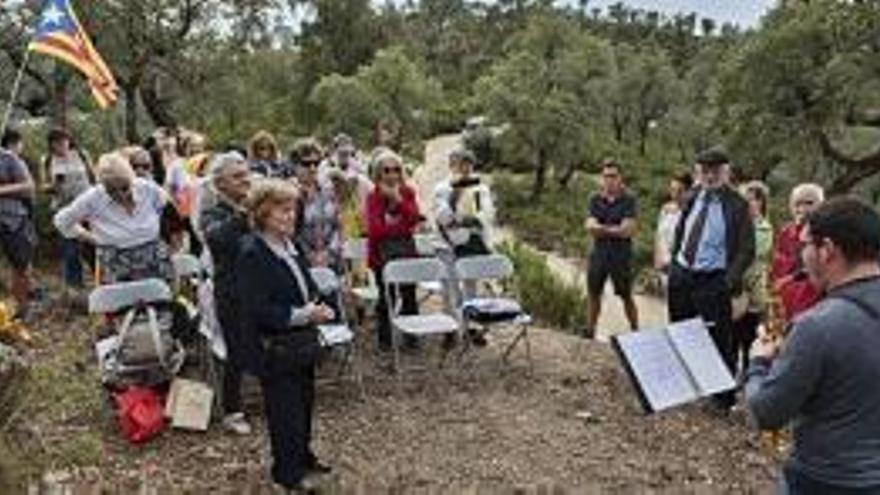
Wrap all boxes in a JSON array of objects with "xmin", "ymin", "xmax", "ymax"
[{"xmin": 584, "ymin": 160, "xmax": 639, "ymax": 339}]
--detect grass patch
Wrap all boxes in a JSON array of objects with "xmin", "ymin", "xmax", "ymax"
[
  {"xmin": 498, "ymin": 241, "xmax": 587, "ymax": 332},
  {"xmin": 9, "ymin": 323, "xmax": 106, "ymax": 481}
]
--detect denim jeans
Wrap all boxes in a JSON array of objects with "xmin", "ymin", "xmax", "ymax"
[{"xmin": 60, "ymin": 238, "xmax": 84, "ymax": 288}]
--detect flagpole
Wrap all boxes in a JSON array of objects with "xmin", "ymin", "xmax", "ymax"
[{"xmin": 0, "ymin": 49, "xmax": 32, "ymax": 138}]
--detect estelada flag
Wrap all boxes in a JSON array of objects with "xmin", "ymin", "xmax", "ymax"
[{"xmin": 28, "ymin": 0, "xmax": 118, "ymax": 108}]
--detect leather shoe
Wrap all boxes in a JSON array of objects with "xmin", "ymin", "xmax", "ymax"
[{"xmin": 308, "ymin": 460, "xmax": 332, "ymax": 475}]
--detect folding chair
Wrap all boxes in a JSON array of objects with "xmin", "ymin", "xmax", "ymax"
[
  {"xmin": 382, "ymin": 257, "xmax": 461, "ymax": 374},
  {"xmin": 342, "ymin": 238, "xmax": 379, "ymax": 321},
  {"xmin": 89, "ymin": 279, "xmax": 186, "ymax": 387},
  {"xmin": 455, "ymin": 254, "xmax": 533, "ymax": 371},
  {"xmin": 309, "ymin": 267, "xmax": 363, "ymax": 395},
  {"xmin": 414, "ymin": 232, "xmax": 453, "ymax": 308},
  {"xmin": 172, "ymin": 253, "xmax": 224, "ymax": 414}
]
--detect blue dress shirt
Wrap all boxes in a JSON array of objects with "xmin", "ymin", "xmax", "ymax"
[{"xmin": 677, "ymin": 190, "xmax": 727, "ymax": 271}]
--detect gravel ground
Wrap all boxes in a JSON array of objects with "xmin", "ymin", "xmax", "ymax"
[{"xmin": 15, "ymin": 310, "xmax": 780, "ymax": 493}]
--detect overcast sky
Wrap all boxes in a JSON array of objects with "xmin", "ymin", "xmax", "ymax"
[{"xmin": 582, "ymin": 0, "xmax": 775, "ymax": 28}]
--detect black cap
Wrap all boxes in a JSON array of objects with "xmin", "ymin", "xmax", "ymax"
[{"xmin": 696, "ymin": 147, "xmax": 729, "ymax": 168}]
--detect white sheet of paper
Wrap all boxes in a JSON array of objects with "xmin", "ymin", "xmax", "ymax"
[
  {"xmin": 615, "ymin": 328, "xmax": 699, "ymax": 412},
  {"xmin": 667, "ymin": 318, "xmax": 737, "ymax": 396}
]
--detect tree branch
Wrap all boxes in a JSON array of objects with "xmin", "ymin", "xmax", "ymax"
[
  {"xmin": 845, "ymin": 107, "xmax": 880, "ymax": 127},
  {"xmin": 817, "ymin": 129, "xmax": 880, "ymax": 193}
]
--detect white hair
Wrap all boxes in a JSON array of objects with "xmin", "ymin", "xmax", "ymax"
[
  {"xmin": 790, "ymin": 183, "xmax": 825, "ymax": 207},
  {"xmin": 96, "ymin": 152, "xmax": 135, "ymax": 184},
  {"xmin": 208, "ymin": 151, "xmax": 246, "ymax": 182}
]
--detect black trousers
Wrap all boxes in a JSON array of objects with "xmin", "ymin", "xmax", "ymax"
[
  {"xmin": 216, "ymin": 299, "xmax": 243, "ymax": 414},
  {"xmin": 261, "ymin": 351, "xmax": 318, "ymax": 487},
  {"xmin": 733, "ymin": 310, "xmax": 761, "ymax": 377},
  {"xmin": 668, "ymin": 264, "xmax": 737, "ymax": 407},
  {"xmin": 373, "ymin": 266, "xmax": 417, "ymax": 349}
]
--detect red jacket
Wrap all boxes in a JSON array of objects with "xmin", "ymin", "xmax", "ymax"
[
  {"xmin": 770, "ymin": 222, "xmax": 820, "ymax": 321},
  {"xmin": 365, "ymin": 185, "xmax": 421, "ymax": 269}
]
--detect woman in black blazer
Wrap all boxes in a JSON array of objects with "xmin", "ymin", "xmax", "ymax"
[{"xmin": 235, "ymin": 179, "xmax": 335, "ymax": 493}]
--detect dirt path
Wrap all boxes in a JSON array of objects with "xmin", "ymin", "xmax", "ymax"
[{"xmin": 416, "ymin": 135, "xmax": 669, "ymax": 341}]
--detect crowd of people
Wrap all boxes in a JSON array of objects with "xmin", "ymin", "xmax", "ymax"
[
  {"xmin": 1, "ymin": 123, "xmax": 880, "ymax": 493},
  {"xmin": 0, "ymin": 124, "xmax": 498, "ymax": 492},
  {"xmin": 585, "ymin": 149, "xmax": 880, "ymax": 494}
]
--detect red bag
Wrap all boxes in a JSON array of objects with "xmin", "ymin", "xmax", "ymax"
[{"xmin": 114, "ymin": 387, "xmax": 165, "ymax": 444}]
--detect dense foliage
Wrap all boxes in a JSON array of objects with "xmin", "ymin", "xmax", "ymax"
[{"xmin": 1, "ymin": 0, "xmax": 879, "ymax": 198}]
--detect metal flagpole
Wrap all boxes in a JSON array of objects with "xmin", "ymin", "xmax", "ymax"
[{"xmin": 0, "ymin": 48, "xmax": 32, "ymax": 138}]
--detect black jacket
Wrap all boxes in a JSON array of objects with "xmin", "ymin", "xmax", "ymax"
[
  {"xmin": 202, "ymin": 199, "xmax": 250, "ymax": 300},
  {"xmin": 672, "ymin": 185, "xmax": 755, "ymax": 295},
  {"xmin": 235, "ymin": 233, "xmax": 323, "ymax": 376}
]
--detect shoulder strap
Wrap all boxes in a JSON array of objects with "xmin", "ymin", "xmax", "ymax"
[{"xmin": 829, "ymin": 293, "xmax": 880, "ymax": 321}]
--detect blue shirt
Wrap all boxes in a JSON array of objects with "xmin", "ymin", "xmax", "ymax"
[{"xmin": 676, "ymin": 190, "xmax": 727, "ymax": 271}]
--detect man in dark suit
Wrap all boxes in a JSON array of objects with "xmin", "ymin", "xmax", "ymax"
[{"xmin": 668, "ymin": 148, "xmax": 755, "ymax": 410}]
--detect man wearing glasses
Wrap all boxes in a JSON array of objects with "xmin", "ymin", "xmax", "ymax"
[
  {"xmin": 584, "ymin": 159, "xmax": 639, "ymax": 339},
  {"xmin": 747, "ymin": 197, "xmax": 880, "ymax": 494},
  {"xmin": 668, "ymin": 148, "xmax": 754, "ymax": 412}
]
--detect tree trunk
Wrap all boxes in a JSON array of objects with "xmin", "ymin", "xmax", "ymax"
[
  {"xmin": 123, "ymin": 84, "xmax": 139, "ymax": 144},
  {"xmin": 638, "ymin": 123, "xmax": 648, "ymax": 155},
  {"xmin": 140, "ymin": 76, "xmax": 177, "ymax": 128},
  {"xmin": 613, "ymin": 115, "xmax": 624, "ymax": 143},
  {"xmin": 530, "ymin": 148, "xmax": 547, "ymax": 199},
  {"xmin": 49, "ymin": 71, "xmax": 69, "ymax": 131},
  {"xmin": 557, "ymin": 161, "xmax": 580, "ymax": 189}
]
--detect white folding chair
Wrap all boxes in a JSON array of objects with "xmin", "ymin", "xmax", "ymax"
[
  {"xmin": 89, "ymin": 279, "xmax": 185, "ymax": 386},
  {"xmin": 383, "ymin": 258, "xmax": 461, "ymax": 374},
  {"xmin": 342, "ymin": 238, "xmax": 380, "ymax": 319},
  {"xmin": 414, "ymin": 232, "xmax": 454, "ymax": 308},
  {"xmin": 310, "ymin": 267, "xmax": 364, "ymax": 395},
  {"xmin": 455, "ymin": 254, "xmax": 533, "ymax": 370},
  {"xmin": 172, "ymin": 253, "xmax": 224, "ymax": 414}
]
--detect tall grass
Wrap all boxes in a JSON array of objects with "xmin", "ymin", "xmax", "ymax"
[{"xmin": 498, "ymin": 241, "xmax": 587, "ymax": 332}]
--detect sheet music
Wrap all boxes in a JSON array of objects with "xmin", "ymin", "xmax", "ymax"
[
  {"xmin": 614, "ymin": 328, "xmax": 699, "ymax": 412},
  {"xmin": 667, "ymin": 318, "xmax": 737, "ymax": 396}
]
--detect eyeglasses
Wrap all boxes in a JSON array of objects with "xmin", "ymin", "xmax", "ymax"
[
  {"xmin": 131, "ymin": 161, "xmax": 152, "ymax": 170},
  {"xmin": 383, "ymin": 166, "xmax": 402, "ymax": 174},
  {"xmin": 105, "ymin": 182, "xmax": 131, "ymax": 197},
  {"xmin": 301, "ymin": 160, "xmax": 321, "ymax": 169}
]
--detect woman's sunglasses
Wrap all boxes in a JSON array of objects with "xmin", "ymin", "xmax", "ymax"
[{"xmin": 301, "ymin": 159, "xmax": 321, "ymax": 169}]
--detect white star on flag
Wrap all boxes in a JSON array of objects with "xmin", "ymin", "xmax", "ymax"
[{"xmin": 41, "ymin": 4, "xmax": 65, "ymax": 27}]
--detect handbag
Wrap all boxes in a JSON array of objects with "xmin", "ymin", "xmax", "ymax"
[
  {"xmin": 115, "ymin": 386, "xmax": 165, "ymax": 444},
  {"xmin": 264, "ymin": 328, "xmax": 322, "ymax": 371}
]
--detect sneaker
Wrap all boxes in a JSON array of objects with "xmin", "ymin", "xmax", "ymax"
[
  {"xmin": 222, "ymin": 412, "xmax": 252, "ymax": 435},
  {"xmin": 308, "ymin": 460, "xmax": 332, "ymax": 475}
]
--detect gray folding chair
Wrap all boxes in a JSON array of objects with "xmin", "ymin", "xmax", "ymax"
[
  {"xmin": 89, "ymin": 279, "xmax": 186, "ymax": 386},
  {"xmin": 342, "ymin": 238, "xmax": 379, "ymax": 320},
  {"xmin": 309, "ymin": 267, "xmax": 364, "ymax": 395},
  {"xmin": 455, "ymin": 254, "xmax": 533, "ymax": 370},
  {"xmin": 382, "ymin": 257, "xmax": 461, "ymax": 374},
  {"xmin": 414, "ymin": 232, "xmax": 454, "ymax": 308}
]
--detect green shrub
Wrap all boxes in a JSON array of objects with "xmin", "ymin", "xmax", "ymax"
[
  {"xmin": 498, "ymin": 241, "xmax": 587, "ymax": 332},
  {"xmin": 493, "ymin": 172, "xmax": 592, "ymax": 256}
]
